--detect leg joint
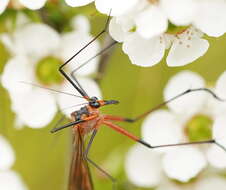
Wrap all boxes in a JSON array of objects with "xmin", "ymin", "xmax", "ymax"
[
  {"xmin": 138, "ymin": 139, "xmax": 153, "ymax": 148},
  {"xmin": 124, "ymin": 118, "xmax": 135, "ymax": 123}
]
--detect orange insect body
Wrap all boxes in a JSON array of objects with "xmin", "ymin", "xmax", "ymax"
[
  {"xmin": 68, "ymin": 100, "xmax": 120, "ymax": 190},
  {"xmin": 71, "ymin": 105, "xmax": 101, "ymax": 135}
]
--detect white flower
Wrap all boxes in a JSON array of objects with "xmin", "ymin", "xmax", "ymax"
[
  {"xmin": 155, "ymin": 176, "xmax": 226, "ymax": 190},
  {"xmin": 65, "ymin": 0, "xmax": 139, "ymax": 16},
  {"xmin": 0, "ymin": 0, "xmax": 9, "ymax": 14},
  {"xmin": 110, "ymin": 18, "xmax": 209, "ymax": 67},
  {"xmin": 0, "ymin": 136, "xmax": 15, "ymax": 171},
  {"xmin": 18, "ymin": 0, "xmax": 47, "ymax": 10},
  {"xmin": 160, "ymin": 0, "xmax": 197, "ymax": 26},
  {"xmin": 1, "ymin": 15, "xmax": 101, "ymax": 128},
  {"xmin": 65, "ymin": 0, "xmax": 94, "ymax": 7},
  {"xmin": 0, "ymin": 135, "xmax": 28, "ymax": 190},
  {"xmin": 126, "ymin": 145, "xmax": 226, "ymax": 189},
  {"xmin": 0, "ymin": 171, "xmax": 28, "ymax": 190},
  {"xmin": 125, "ymin": 144, "xmax": 163, "ymax": 187},
  {"xmin": 162, "ymin": 147, "xmax": 206, "ymax": 182},
  {"xmin": 193, "ymin": 0, "xmax": 226, "ymax": 37},
  {"xmin": 109, "ymin": 0, "xmax": 226, "ymax": 67},
  {"xmin": 125, "ymin": 71, "xmax": 226, "ymax": 187},
  {"xmin": 193, "ymin": 175, "xmax": 226, "ymax": 190},
  {"xmin": 0, "ymin": 0, "xmax": 47, "ymax": 14}
]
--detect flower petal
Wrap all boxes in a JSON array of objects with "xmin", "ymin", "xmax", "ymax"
[
  {"xmin": 95, "ymin": 0, "xmax": 138, "ymax": 16},
  {"xmin": 122, "ymin": 33, "xmax": 165, "ymax": 67},
  {"xmin": 11, "ymin": 89, "xmax": 57, "ymax": 128},
  {"xmin": 0, "ymin": 136, "xmax": 15, "ymax": 170},
  {"xmin": 57, "ymin": 77, "xmax": 102, "ymax": 117},
  {"xmin": 193, "ymin": 0, "xmax": 226, "ymax": 37},
  {"xmin": 202, "ymin": 89, "xmax": 223, "ymax": 117},
  {"xmin": 212, "ymin": 115, "xmax": 226, "ymax": 149},
  {"xmin": 212, "ymin": 71, "xmax": 226, "ymax": 114},
  {"xmin": 59, "ymin": 31, "xmax": 100, "ymax": 76},
  {"xmin": 167, "ymin": 30, "xmax": 209, "ymax": 67},
  {"xmin": 194, "ymin": 176, "xmax": 226, "ymax": 190},
  {"xmin": 163, "ymin": 147, "xmax": 206, "ymax": 182},
  {"xmin": 135, "ymin": 5, "xmax": 168, "ymax": 39},
  {"xmin": 164, "ymin": 71, "xmax": 206, "ymax": 116},
  {"xmin": 71, "ymin": 15, "xmax": 90, "ymax": 33},
  {"xmin": 109, "ymin": 17, "xmax": 126, "ymax": 42},
  {"xmin": 117, "ymin": 14, "xmax": 137, "ymax": 32},
  {"xmin": 0, "ymin": 34, "xmax": 15, "ymax": 54},
  {"xmin": 216, "ymin": 71, "xmax": 226, "ymax": 99},
  {"xmin": 207, "ymin": 145, "xmax": 226, "ymax": 169},
  {"xmin": 160, "ymin": 0, "xmax": 197, "ymax": 25},
  {"xmin": 142, "ymin": 110, "xmax": 183, "ymax": 150},
  {"xmin": 15, "ymin": 13, "xmax": 31, "ymax": 28},
  {"xmin": 1, "ymin": 56, "xmax": 34, "ymax": 95},
  {"xmin": 15, "ymin": 116, "xmax": 25, "ymax": 130},
  {"xmin": 156, "ymin": 181, "xmax": 180, "ymax": 190},
  {"xmin": 0, "ymin": 170, "xmax": 28, "ymax": 190},
  {"xmin": 0, "ymin": 0, "xmax": 9, "ymax": 14},
  {"xmin": 65, "ymin": 0, "xmax": 94, "ymax": 7},
  {"xmin": 14, "ymin": 23, "xmax": 60, "ymax": 59},
  {"xmin": 125, "ymin": 144, "xmax": 163, "ymax": 187},
  {"xmin": 18, "ymin": 0, "xmax": 47, "ymax": 9},
  {"xmin": 115, "ymin": 2, "xmax": 148, "ymax": 32},
  {"xmin": 163, "ymin": 34, "xmax": 174, "ymax": 49},
  {"xmin": 109, "ymin": 10, "xmax": 139, "ymax": 42}
]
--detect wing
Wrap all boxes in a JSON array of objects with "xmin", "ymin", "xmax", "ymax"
[{"xmin": 68, "ymin": 128, "xmax": 93, "ymax": 190}]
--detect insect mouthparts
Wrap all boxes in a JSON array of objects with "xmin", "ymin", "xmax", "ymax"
[{"xmin": 104, "ymin": 100, "xmax": 119, "ymax": 105}]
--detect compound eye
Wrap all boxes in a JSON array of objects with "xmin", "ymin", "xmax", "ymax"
[
  {"xmin": 90, "ymin": 96, "xmax": 98, "ymax": 101},
  {"xmin": 94, "ymin": 102, "xmax": 100, "ymax": 108},
  {"xmin": 90, "ymin": 101, "xmax": 100, "ymax": 108}
]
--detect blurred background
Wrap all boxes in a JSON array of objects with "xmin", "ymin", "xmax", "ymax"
[{"xmin": 0, "ymin": 1, "xmax": 226, "ymax": 190}]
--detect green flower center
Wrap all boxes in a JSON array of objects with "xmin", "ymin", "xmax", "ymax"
[
  {"xmin": 166, "ymin": 22, "xmax": 189, "ymax": 35},
  {"xmin": 36, "ymin": 56, "xmax": 64, "ymax": 85},
  {"xmin": 186, "ymin": 114, "xmax": 213, "ymax": 141}
]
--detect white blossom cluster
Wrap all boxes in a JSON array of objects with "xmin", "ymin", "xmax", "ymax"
[
  {"xmin": 2, "ymin": 1, "xmax": 226, "ymax": 67},
  {"xmin": 126, "ymin": 70, "xmax": 226, "ymax": 188},
  {"xmin": 66, "ymin": 0, "xmax": 226, "ymax": 67},
  {"xmin": 1, "ymin": 14, "xmax": 101, "ymax": 128}
]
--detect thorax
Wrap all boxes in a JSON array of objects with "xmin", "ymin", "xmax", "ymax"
[{"xmin": 71, "ymin": 106, "xmax": 101, "ymax": 134}]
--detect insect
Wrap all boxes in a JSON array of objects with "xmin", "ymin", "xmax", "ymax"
[{"xmin": 50, "ymin": 13, "xmax": 226, "ymax": 190}]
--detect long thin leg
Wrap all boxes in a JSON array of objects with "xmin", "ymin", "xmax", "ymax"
[
  {"xmin": 51, "ymin": 115, "xmax": 98, "ymax": 133},
  {"xmin": 84, "ymin": 129, "xmax": 117, "ymax": 189},
  {"xmin": 70, "ymin": 40, "xmax": 117, "ymax": 81},
  {"xmin": 59, "ymin": 12, "xmax": 112, "ymax": 99},
  {"xmin": 104, "ymin": 88, "xmax": 226, "ymax": 123},
  {"xmin": 51, "ymin": 114, "xmax": 66, "ymax": 132},
  {"xmin": 102, "ymin": 120, "xmax": 226, "ymax": 152},
  {"xmin": 103, "ymin": 121, "xmax": 141, "ymax": 142},
  {"xmin": 51, "ymin": 120, "xmax": 85, "ymax": 133}
]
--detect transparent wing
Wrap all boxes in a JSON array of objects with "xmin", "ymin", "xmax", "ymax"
[{"xmin": 69, "ymin": 128, "xmax": 93, "ymax": 190}]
